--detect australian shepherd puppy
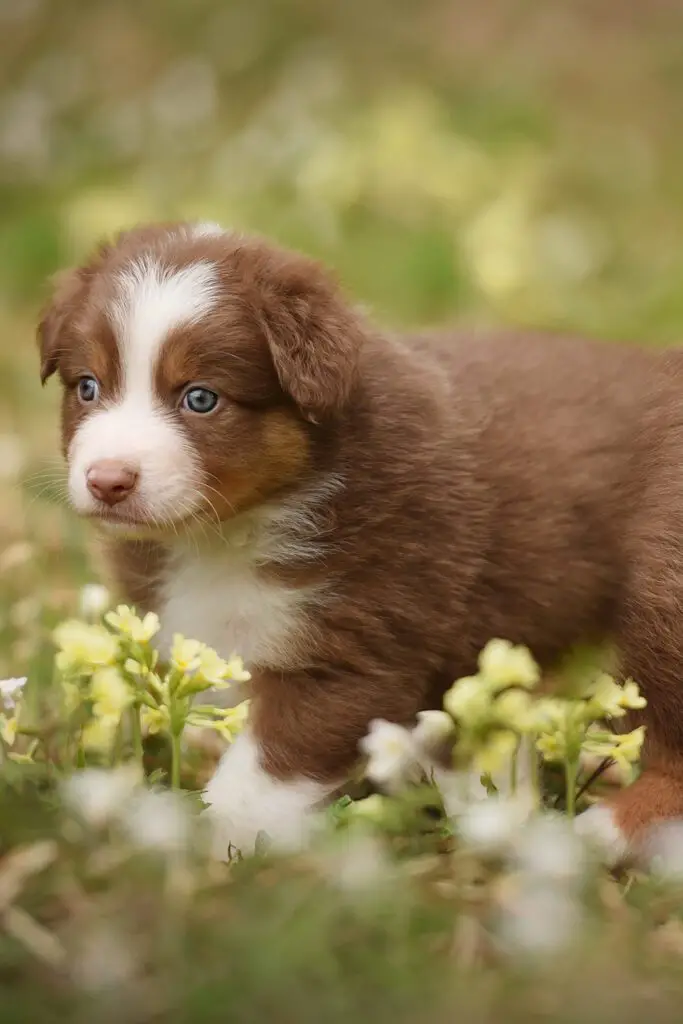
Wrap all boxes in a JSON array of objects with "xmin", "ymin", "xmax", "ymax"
[{"xmin": 37, "ymin": 221, "xmax": 683, "ymax": 860}]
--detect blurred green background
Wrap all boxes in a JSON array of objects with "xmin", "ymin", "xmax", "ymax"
[{"xmin": 3, "ymin": 0, "xmax": 683, "ymax": 676}]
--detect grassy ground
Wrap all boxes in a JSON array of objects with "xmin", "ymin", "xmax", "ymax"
[{"xmin": 5, "ymin": 1, "xmax": 683, "ymax": 1019}]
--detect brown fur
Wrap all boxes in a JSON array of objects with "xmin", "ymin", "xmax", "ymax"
[{"xmin": 38, "ymin": 222, "xmax": 683, "ymax": 848}]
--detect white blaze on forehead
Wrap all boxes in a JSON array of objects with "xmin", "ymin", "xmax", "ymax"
[
  {"xmin": 191, "ymin": 221, "xmax": 224, "ymax": 238},
  {"xmin": 110, "ymin": 256, "xmax": 220, "ymax": 393},
  {"xmin": 67, "ymin": 256, "xmax": 220, "ymax": 522}
]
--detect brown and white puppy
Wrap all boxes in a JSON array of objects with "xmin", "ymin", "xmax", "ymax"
[{"xmin": 37, "ymin": 220, "xmax": 683, "ymax": 860}]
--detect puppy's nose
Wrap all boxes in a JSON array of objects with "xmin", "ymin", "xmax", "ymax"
[{"xmin": 86, "ymin": 459, "xmax": 139, "ymax": 507}]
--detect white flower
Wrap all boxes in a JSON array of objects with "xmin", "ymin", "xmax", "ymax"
[
  {"xmin": 61, "ymin": 766, "xmax": 140, "ymax": 828},
  {"xmin": 317, "ymin": 833, "xmax": 390, "ymax": 894},
  {"xmin": 497, "ymin": 881, "xmax": 581, "ymax": 957},
  {"xmin": 412, "ymin": 710, "xmax": 454, "ymax": 755},
  {"xmin": 458, "ymin": 795, "xmax": 531, "ymax": 855},
  {"xmin": 71, "ymin": 926, "xmax": 135, "ymax": 992},
  {"xmin": 78, "ymin": 583, "xmax": 111, "ymax": 621},
  {"xmin": 120, "ymin": 788, "xmax": 189, "ymax": 852},
  {"xmin": 0, "ymin": 677, "xmax": 27, "ymax": 710},
  {"xmin": 359, "ymin": 719, "xmax": 419, "ymax": 791},
  {"xmin": 512, "ymin": 814, "xmax": 586, "ymax": 884}
]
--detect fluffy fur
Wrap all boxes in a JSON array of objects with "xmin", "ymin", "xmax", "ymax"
[{"xmin": 37, "ymin": 220, "xmax": 683, "ymax": 857}]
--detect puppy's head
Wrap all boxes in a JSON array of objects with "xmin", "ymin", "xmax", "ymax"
[{"xmin": 38, "ymin": 222, "xmax": 363, "ymax": 533}]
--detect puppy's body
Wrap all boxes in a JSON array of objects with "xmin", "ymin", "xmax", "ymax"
[{"xmin": 38, "ymin": 223, "xmax": 683, "ymax": 857}]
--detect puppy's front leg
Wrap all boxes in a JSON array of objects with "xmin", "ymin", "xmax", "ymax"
[
  {"xmin": 203, "ymin": 667, "xmax": 423, "ymax": 857},
  {"xmin": 203, "ymin": 727, "xmax": 339, "ymax": 856}
]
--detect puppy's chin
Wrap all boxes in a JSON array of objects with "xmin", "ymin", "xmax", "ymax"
[
  {"xmin": 81, "ymin": 500, "xmax": 233, "ymax": 543},
  {"xmin": 81, "ymin": 505, "xmax": 196, "ymax": 541}
]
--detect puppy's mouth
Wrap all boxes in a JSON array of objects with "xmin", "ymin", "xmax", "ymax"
[
  {"xmin": 83, "ymin": 501, "xmax": 200, "ymax": 537},
  {"xmin": 85, "ymin": 506, "xmax": 160, "ymax": 534}
]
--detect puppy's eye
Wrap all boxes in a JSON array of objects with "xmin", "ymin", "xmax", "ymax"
[
  {"xmin": 182, "ymin": 387, "xmax": 219, "ymax": 415},
  {"xmin": 78, "ymin": 376, "xmax": 100, "ymax": 404}
]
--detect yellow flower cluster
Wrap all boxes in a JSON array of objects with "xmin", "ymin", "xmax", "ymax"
[
  {"xmin": 169, "ymin": 634, "xmax": 250, "ymax": 694},
  {"xmin": 52, "ymin": 603, "xmax": 250, "ymax": 780},
  {"xmin": 442, "ymin": 639, "xmax": 646, "ymax": 792}
]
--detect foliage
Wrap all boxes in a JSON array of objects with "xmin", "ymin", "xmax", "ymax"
[{"xmin": 0, "ymin": 603, "xmax": 680, "ymax": 1021}]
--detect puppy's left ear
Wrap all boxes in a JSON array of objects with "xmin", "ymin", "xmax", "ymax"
[
  {"xmin": 36, "ymin": 266, "xmax": 87, "ymax": 385},
  {"xmin": 258, "ymin": 256, "xmax": 365, "ymax": 422}
]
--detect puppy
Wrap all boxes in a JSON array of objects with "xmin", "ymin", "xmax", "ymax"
[{"xmin": 37, "ymin": 221, "xmax": 683, "ymax": 860}]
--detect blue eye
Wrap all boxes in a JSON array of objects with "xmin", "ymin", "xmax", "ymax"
[
  {"xmin": 182, "ymin": 387, "xmax": 219, "ymax": 414},
  {"xmin": 78, "ymin": 376, "xmax": 100, "ymax": 404}
]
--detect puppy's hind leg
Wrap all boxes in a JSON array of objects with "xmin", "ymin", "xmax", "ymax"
[{"xmin": 577, "ymin": 557, "xmax": 683, "ymax": 865}]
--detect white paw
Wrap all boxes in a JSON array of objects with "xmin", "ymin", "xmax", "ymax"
[
  {"xmin": 202, "ymin": 730, "xmax": 334, "ymax": 858},
  {"xmin": 574, "ymin": 804, "xmax": 629, "ymax": 866}
]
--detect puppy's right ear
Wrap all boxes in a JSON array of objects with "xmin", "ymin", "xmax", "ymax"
[{"xmin": 36, "ymin": 267, "xmax": 86, "ymax": 385}]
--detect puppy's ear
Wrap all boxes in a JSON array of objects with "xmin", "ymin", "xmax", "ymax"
[
  {"xmin": 36, "ymin": 266, "xmax": 86, "ymax": 385},
  {"xmin": 257, "ymin": 256, "xmax": 364, "ymax": 421}
]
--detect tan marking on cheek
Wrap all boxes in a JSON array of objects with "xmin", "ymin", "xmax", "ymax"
[{"xmin": 202, "ymin": 409, "xmax": 311, "ymax": 519}]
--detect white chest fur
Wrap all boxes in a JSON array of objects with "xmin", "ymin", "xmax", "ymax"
[
  {"xmin": 153, "ymin": 481, "xmax": 339, "ymax": 678},
  {"xmin": 156, "ymin": 550, "xmax": 314, "ymax": 671}
]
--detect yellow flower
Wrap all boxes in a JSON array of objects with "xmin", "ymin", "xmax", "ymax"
[
  {"xmin": 172, "ymin": 636, "xmax": 250, "ymax": 693},
  {"xmin": 585, "ymin": 674, "xmax": 647, "ymax": 722},
  {"xmin": 494, "ymin": 689, "xmax": 536, "ymax": 732},
  {"xmin": 533, "ymin": 699, "xmax": 585, "ymax": 763},
  {"xmin": 478, "ymin": 639, "xmax": 540, "ymax": 690},
  {"xmin": 124, "ymin": 658, "xmax": 146, "ymax": 678},
  {"xmin": 444, "ymin": 676, "xmax": 491, "ymax": 726},
  {"xmin": 531, "ymin": 697, "xmax": 569, "ymax": 733},
  {"xmin": 90, "ymin": 667, "xmax": 133, "ymax": 719},
  {"xmin": 473, "ymin": 730, "xmax": 518, "ymax": 774},
  {"xmin": 170, "ymin": 635, "xmax": 203, "ymax": 675},
  {"xmin": 190, "ymin": 701, "xmax": 250, "ymax": 740},
  {"xmin": 610, "ymin": 727, "xmax": 646, "ymax": 770},
  {"xmin": 82, "ymin": 714, "xmax": 119, "ymax": 753},
  {"xmin": 619, "ymin": 679, "xmax": 647, "ymax": 711},
  {"xmin": 54, "ymin": 621, "xmax": 118, "ymax": 672},
  {"xmin": 536, "ymin": 730, "xmax": 567, "ymax": 763},
  {"xmin": 195, "ymin": 646, "xmax": 233, "ymax": 687},
  {"xmin": 105, "ymin": 606, "xmax": 160, "ymax": 644},
  {"xmin": 586, "ymin": 674, "xmax": 627, "ymax": 718},
  {"xmin": 0, "ymin": 714, "xmax": 17, "ymax": 746},
  {"xmin": 225, "ymin": 655, "xmax": 251, "ymax": 684},
  {"xmin": 141, "ymin": 705, "xmax": 171, "ymax": 736},
  {"xmin": 62, "ymin": 680, "xmax": 81, "ymax": 714}
]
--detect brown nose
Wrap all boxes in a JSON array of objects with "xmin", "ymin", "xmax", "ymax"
[{"xmin": 86, "ymin": 459, "xmax": 139, "ymax": 507}]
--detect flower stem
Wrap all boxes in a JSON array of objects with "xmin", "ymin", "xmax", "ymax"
[
  {"xmin": 528, "ymin": 744, "xmax": 540, "ymax": 810},
  {"xmin": 565, "ymin": 757, "xmax": 578, "ymax": 818},
  {"xmin": 170, "ymin": 732, "xmax": 181, "ymax": 789},
  {"xmin": 131, "ymin": 704, "xmax": 144, "ymax": 772},
  {"xmin": 510, "ymin": 738, "xmax": 519, "ymax": 795}
]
